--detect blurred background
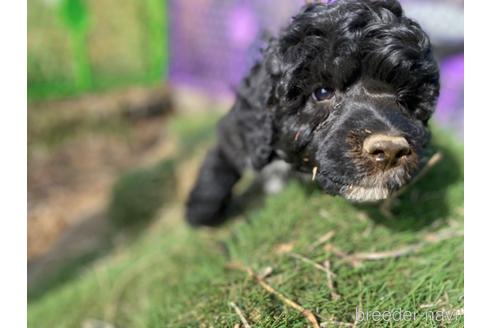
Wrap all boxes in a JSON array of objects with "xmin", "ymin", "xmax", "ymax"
[{"xmin": 27, "ymin": 0, "xmax": 463, "ymax": 311}]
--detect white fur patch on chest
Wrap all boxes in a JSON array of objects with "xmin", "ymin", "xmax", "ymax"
[{"xmin": 260, "ymin": 160, "xmax": 292, "ymax": 194}]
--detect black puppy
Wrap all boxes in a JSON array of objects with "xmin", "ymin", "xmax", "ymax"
[{"xmin": 186, "ymin": 0, "xmax": 440, "ymax": 226}]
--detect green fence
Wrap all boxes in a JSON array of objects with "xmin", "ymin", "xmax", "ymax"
[{"xmin": 28, "ymin": 0, "xmax": 168, "ymax": 100}]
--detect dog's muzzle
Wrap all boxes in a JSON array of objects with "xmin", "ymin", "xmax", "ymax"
[{"xmin": 315, "ymin": 130, "xmax": 421, "ymax": 202}]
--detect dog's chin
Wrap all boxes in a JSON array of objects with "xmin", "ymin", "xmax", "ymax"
[
  {"xmin": 339, "ymin": 185, "xmax": 391, "ymax": 203},
  {"xmin": 319, "ymin": 166, "xmax": 414, "ymax": 203}
]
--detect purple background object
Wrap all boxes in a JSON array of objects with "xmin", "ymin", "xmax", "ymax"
[
  {"xmin": 169, "ymin": 1, "xmax": 303, "ymax": 95},
  {"xmin": 168, "ymin": 0, "xmax": 464, "ymax": 137},
  {"xmin": 436, "ymin": 55, "xmax": 464, "ymax": 138}
]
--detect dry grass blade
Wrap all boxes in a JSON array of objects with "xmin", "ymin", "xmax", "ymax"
[
  {"xmin": 320, "ymin": 320, "xmax": 354, "ymax": 327},
  {"xmin": 82, "ymin": 319, "xmax": 115, "ymax": 328},
  {"xmin": 230, "ymin": 302, "xmax": 252, "ymax": 328},
  {"xmin": 451, "ymin": 308, "xmax": 464, "ymax": 316},
  {"xmin": 226, "ymin": 262, "xmax": 321, "ymax": 328},
  {"xmin": 419, "ymin": 297, "xmax": 447, "ymax": 309},
  {"xmin": 312, "ymin": 166, "xmax": 318, "ymax": 181},
  {"xmin": 323, "ymin": 260, "xmax": 341, "ymax": 301},
  {"xmin": 274, "ymin": 242, "xmax": 295, "ymax": 254}
]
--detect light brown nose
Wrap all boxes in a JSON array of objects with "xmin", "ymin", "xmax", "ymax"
[{"xmin": 363, "ymin": 134, "xmax": 410, "ymax": 167}]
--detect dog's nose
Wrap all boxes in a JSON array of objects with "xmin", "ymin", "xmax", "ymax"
[{"xmin": 363, "ymin": 134, "xmax": 410, "ymax": 167}]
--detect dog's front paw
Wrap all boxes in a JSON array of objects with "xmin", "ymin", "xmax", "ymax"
[{"xmin": 185, "ymin": 194, "xmax": 228, "ymax": 227}]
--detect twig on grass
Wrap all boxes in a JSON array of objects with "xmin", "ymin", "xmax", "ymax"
[
  {"xmin": 287, "ymin": 252, "xmax": 327, "ymax": 272},
  {"xmin": 286, "ymin": 253, "xmax": 341, "ymax": 301},
  {"xmin": 230, "ymin": 302, "xmax": 252, "ymax": 328},
  {"xmin": 348, "ymin": 243, "xmax": 424, "ymax": 261},
  {"xmin": 380, "ymin": 152, "xmax": 443, "ymax": 218},
  {"xmin": 423, "ymin": 229, "xmax": 463, "ymax": 243},
  {"xmin": 226, "ymin": 262, "xmax": 321, "ymax": 328},
  {"xmin": 333, "ymin": 229, "xmax": 463, "ymax": 267},
  {"xmin": 308, "ymin": 230, "xmax": 335, "ymax": 251},
  {"xmin": 419, "ymin": 298, "xmax": 446, "ymax": 309},
  {"xmin": 258, "ymin": 266, "xmax": 273, "ymax": 279},
  {"xmin": 329, "ymin": 246, "xmax": 362, "ymax": 268}
]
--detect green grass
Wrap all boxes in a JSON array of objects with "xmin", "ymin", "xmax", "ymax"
[
  {"xmin": 108, "ymin": 159, "xmax": 176, "ymax": 229},
  {"xmin": 28, "ymin": 117, "xmax": 464, "ymax": 328}
]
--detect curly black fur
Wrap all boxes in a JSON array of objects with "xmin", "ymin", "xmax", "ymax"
[{"xmin": 186, "ymin": 0, "xmax": 440, "ymax": 226}]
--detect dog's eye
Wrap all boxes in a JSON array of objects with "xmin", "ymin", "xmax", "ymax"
[{"xmin": 313, "ymin": 87, "xmax": 335, "ymax": 101}]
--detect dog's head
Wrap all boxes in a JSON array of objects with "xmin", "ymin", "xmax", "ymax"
[{"xmin": 263, "ymin": 0, "xmax": 439, "ymax": 202}]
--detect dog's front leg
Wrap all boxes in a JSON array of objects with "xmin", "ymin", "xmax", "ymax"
[
  {"xmin": 185, "ymin": 67, "xmax": 274, "ymax": 226},
  {"xmin": 185, "ymin": 145, "xmax": 241, "ymax": 226}
]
